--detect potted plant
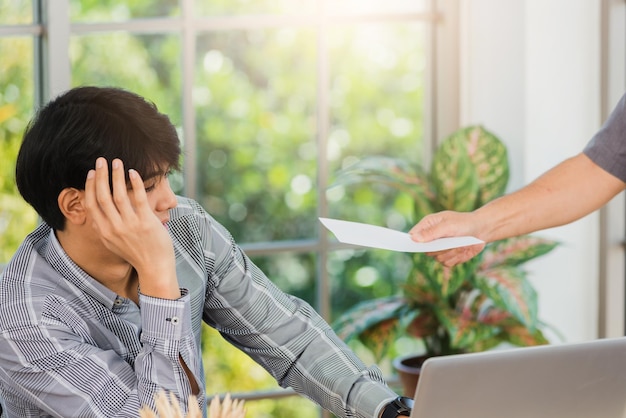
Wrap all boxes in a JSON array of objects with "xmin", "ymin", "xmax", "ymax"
[{"xmin": 330, "ymin": 125, "xmax": 558, "ymax": 396}]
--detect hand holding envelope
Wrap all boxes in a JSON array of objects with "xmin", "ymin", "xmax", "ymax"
[{"xmin": 319, "ymin": 218, "xmax": 483, "ymax": 252}]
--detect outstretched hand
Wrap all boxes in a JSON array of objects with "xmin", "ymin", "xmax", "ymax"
[
  {"xmin": 409, "ymin": 210, "xmax": 486, "ymax": 267},
  {"xmin": 84, "ymin": 157, "xmax": 179, "ymax": 299}
]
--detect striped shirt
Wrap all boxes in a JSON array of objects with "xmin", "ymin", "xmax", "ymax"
[{"xmin": 0, "ymin": 196, "xmax": 397, "ymax": 418}]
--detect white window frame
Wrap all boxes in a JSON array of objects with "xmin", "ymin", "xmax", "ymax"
[{"xmin": 598, "ymin": 0, "xmax": 626, "ymax": 338}]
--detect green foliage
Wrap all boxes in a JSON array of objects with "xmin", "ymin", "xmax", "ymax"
[
  {"xmin": 0, "ymin": 33, "xmax": 39, "ymax": 263},
  {"xmin": 332, "ymin": 126, "xmax": 558, "ymax": 360}
]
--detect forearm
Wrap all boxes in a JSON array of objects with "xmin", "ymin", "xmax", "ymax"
[{"xmin": 475, "ymin": 153, "xmax": 625, "ymax": 243}]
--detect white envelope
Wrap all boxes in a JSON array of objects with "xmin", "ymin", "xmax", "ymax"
[{"xmin": 319, "ymin": 217, "xmax": 483, "ymax": 253}]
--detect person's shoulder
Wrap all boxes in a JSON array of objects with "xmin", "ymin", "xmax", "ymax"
[
  {"xmin": 170, "ymin": 196, "xmax": 208, "ymax": 219},
  {"xmin": 3, "ymin": 223, "xmax": 52, "ymax": 272},
  {"xmin": 168, "ymin": 196, "xmax": 232, "ymax": 242},
  {"xmin": 168, "ymin": 195, "xmax": 220, "ymax": 233}
]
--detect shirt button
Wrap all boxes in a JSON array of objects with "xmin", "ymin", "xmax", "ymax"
[
  {"xmin": 114, "ymin": 298, "xmax": 123, "ymax": 306},
  {"xmin": 170, "ymin": 316, "xmax": 180, "ymax": 325}
]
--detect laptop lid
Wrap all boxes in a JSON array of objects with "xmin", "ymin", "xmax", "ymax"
[{"xmin": 410, "ymin": 337, "xmax": 626, "ymax": 418}]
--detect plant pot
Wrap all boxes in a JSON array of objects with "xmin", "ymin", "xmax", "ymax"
[{"xmin": 392, "ymin": 354, "xmax": 431, "ymax": 397}]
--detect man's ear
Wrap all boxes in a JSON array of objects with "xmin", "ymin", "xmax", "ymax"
[{"xmin": 58, "ymin": 188, "xmax": 86, "ymax": 225}]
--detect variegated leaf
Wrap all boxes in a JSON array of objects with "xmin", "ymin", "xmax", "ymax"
[
  {"xmin": 500, "ymin": 321, "xmax": 549, "ymax": 347},
  {"xmin": 432, "ymin": 126, "xmax": 509, "ymax": 211},
  {"xmin": 474, "ymin": 266, "xmax": 539, "ymax": 329},
  {"xmin": 480, "ymin": 236, "xmax": 559, "ymax": 270},
  {"xmin": 410, "ymin": 253, "xmax": 480, "ymax": 298},
  {"xmin": 462, "ymin": 125, "xmax": 509, "ymax": 205},
  {"xmin": 359, "ymin": 318, "xmax": 401, "ymax": 362},
  {"xmin": 330, "ymin": 156, "xmax": 436, "ymax": 218},
  {"xmin": 430, "ymin": 135, "xmax": 480, "ymax": 212},
  {"xmin": 436, "ymin": 305, "xmax": 499, "ymax": 351},
  {"xmin": 332, "ymin": 296, "xmax": 407, "ymax": 342}
]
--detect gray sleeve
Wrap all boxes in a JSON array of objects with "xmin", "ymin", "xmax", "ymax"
[
  {"xmin": 583, "ymin": 92, "xmax": 626, "ymax": 182},
  {"xmin": 200, "ymin": 213, "xmax": 398, "ymax": 418}
]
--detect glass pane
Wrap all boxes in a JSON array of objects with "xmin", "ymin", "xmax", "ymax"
[
  {"xmin": 195, "ymin": 0, "xmax": 317, "ymax": 16},
  {"xmin": 329, "ymin": 0, "xmax": 428, "ymax": 15},
  {"xmin": 194, "ymin": 29, "xmax": 317, "ymax": 243},
  {"xmin": 70, "ymin": 32, "xmax": 183, "ymax": 186},
  {"xmin": 0, "ymin": 36, "xmax": 38, "ymax": 264},
  {"xmin": 251, "ymin": 252, "xmax": 316, "ymax": 305},
  {"xmin": 327, "ymin": 22, "xmax": 426, "ymax": 229},
  {"xmin": 328, "ymin": 248, "xmax": 421, "ymax": 373},
  {"xmin": 0, "ymin": 0, "xmax": 32, "ymax": 25},
  {"xmin": 70, "ymin": 0, "xmax": 180, "ymax": 22}
]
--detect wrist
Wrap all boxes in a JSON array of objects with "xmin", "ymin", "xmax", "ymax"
[{"xmin": 380, "ymin": 396, "xmax": 413, "ymax": 418}]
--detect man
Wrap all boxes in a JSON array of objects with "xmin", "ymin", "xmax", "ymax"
[
  {"xmin": 0, "ymin": 86, "xmax": 409, "ymax": 417},
  {"xmin": 410, "ymin": 92, "xmax": 626, "ymax": 266}
]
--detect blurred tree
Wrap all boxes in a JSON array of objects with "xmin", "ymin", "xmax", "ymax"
[{"xmin": 0, "ymin": 0, "xmax": 39, "ymax": 263}]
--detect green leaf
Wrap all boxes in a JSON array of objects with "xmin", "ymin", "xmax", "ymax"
[
  {"xmin": 359, "ymin": 318, "xmax": 401, "ymax": 362},
  {"xmin": 431, "ymin": 125, "xmax": 510, "ymax": 211},
  {"xmin": 480, "ymin": 236, "xmax": 559, "ymax": 269},
  {"xmin": 500, "ymin": 321, "xmax": 550, "ymax": 347},
  {"xmin": 331, "ymin": 296, "xmax": 407, "ymax": 342},
  {"xmin": 435, "ymin": 299, "xmax": 500, "ymax": 351},
  {"xmin": 430, "ymin": 135, "xmax": 480, "ymax": 212},
  {"xmin": 474, "ymin": 266, "xmax": 539, "ymax": 329},
  {"xmin": 330, "ymin": 156, "xmax": 435, "ymax": 218},
  {"xmin": 461, "ymin": 125, "xmax": 510, "ymax": 205},
  {"xmin": 410, "ymin": 253, "xmax": 480, "ymax": 298}
]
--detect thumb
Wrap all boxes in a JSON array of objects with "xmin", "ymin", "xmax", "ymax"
[{"xmin": 409, "ymin": 212, "xmax": 450, "ymax": 242}]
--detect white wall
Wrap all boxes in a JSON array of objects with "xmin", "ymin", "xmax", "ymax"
[{"xmin": 460, "ymin": 0, "xmax": 602, "ymax": 343}]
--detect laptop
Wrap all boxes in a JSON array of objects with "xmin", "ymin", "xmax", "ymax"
[{"xmin": 410, "ymin": 337, "xmax": 626, "ymax": 418}]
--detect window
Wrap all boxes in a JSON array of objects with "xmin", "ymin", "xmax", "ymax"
[{"xmin": 0, "ymin": 1, "xmax": 456, "ymax": 417}]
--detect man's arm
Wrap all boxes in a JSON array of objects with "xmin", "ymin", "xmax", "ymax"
[
  {"xmin": 410, "ymin": 153, "xmax": 626, "ymax": 266},
  {"xmin": 0, "ymin": 247, "xmax": 201, "ymax": 417},
  {"xmin": 194, "ymin": 207, "xmax": 398, "ymax": 418}
]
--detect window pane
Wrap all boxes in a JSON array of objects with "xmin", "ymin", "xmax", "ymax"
[
  {"xmin": 70, "ymin": 0, "xmax": 180, "ymax": 22},
  {"xmin": 327, "ymin": 22, "xmax": 425, "ymax": 228},
  {"xmin": 328, "ymin": 248, "xmax": 421, "ymax": 372},
  {"xmin": 194, "ymin": 29, "xmax": 317, "ymax": 243},
  {"xmin": 329, "ymin": 0, "xmax": 428, "ymax": 15},
  {"xmin": 252, "ymin": 252, "xmax": 316, "ymax": 304},
  {"xmin": 0, "ymin": 0, "xmax": 32, "ymax": 25},
  {"xmin": 70, "ymin": 32, "xmax": 183, "ymax": 147},
  {"xmin": 0, "ymin": 36, "xmax": 38, "ymax": 264},
  {"xmin": 195, "ymin": 0, "xmax": 317, "ymax": 16}
]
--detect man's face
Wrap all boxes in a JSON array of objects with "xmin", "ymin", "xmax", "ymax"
[{"xmin": 134, "ymin": 172, "xmax": 178, "ymax": 225}]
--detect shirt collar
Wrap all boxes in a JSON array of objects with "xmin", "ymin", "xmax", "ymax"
[{"xmin": 44, "ymin": 227, "xmax": 121, "ymax": 310}]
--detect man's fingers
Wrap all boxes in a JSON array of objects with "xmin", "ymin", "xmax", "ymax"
[
  {"xmin": 426, "ymin": 243, "xmax": 486, "ymax": 267},
  {"xmin": 83, "ymin": 168, "xmax": 101, "ymax": 221},
  {"xmin": 111, "ymin": 158, "xmax": 138, "ymax": 218},
  {"xmin": 93, "ymin": 157, "xmax": 120, "ymax": 218},
  {"xmin": 410, "ymin": 213, "xmax": 447, "ymax": 242},
  {"xmin": 128, "ymin": 168, "xmax": 149, "ymax": 210}
]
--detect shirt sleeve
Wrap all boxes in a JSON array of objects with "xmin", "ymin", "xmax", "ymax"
[
  {"xmin": 0, "ymin": 281, "xmax": 201, "ymax": 417},
  {"xmin": 199, "ymin": 214, "xmax": 398, "ymax": 418},
  {"xmin": 136, "ymin": 290, "xmax": 204, "ymax": 411},
  {"xmin": 583, "ymin": 92, "xmax": 626, "ymax": 182}
]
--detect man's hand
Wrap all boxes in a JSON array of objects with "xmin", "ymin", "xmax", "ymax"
[
  {"xmin": 409, "ymin": 210, "xmax": 486, "ymax": 267},
  {"xmin": 84, "ymin": 157, "xmax": 179, "ymax": 299}
]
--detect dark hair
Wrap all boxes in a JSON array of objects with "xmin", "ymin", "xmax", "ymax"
[{"xmin": 16, "ymin": 86, "xmax": 181, "ymax": 230}]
